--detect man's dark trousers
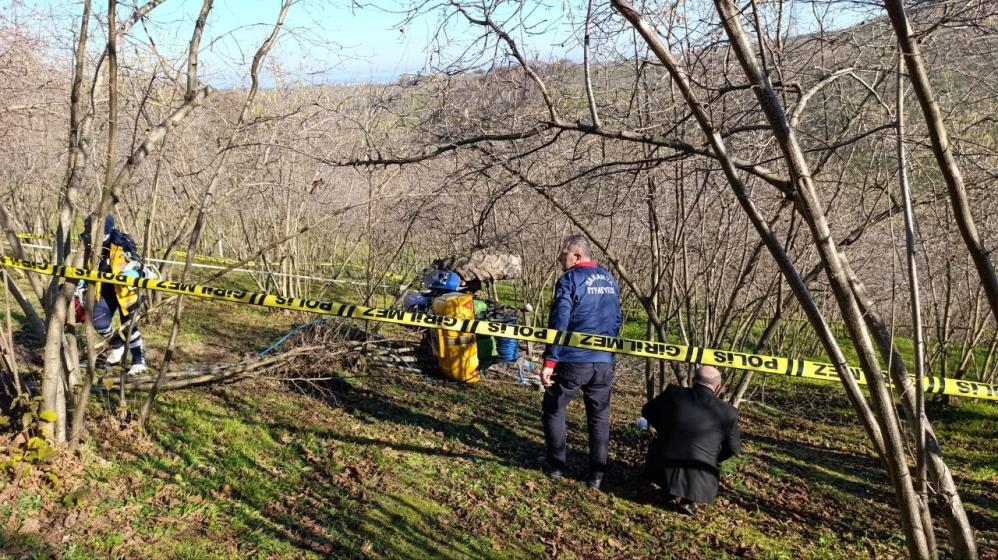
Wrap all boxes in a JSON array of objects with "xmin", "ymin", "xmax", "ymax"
[{"xmin": 542, "ymin": 362, "xmax": 614, "ymax": 473}]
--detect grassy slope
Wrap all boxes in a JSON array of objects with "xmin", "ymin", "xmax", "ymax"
[{"xmin": 1, "ymin": 298, "xmax": 997, "ymax": 560}]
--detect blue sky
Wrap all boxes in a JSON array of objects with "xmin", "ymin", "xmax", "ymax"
[
  {"xmin": 164, "ymin": 0, "xmax": 589, "ymax": 85},
  {"xmin": 10, "ymin": 0, "xmax": 874, "ymax": 86},
  {"xmin": 6, "ymin": 0, "xmax": 456, "ymax": 84},
  {"xmin": 174, "ymin": 1, "xmax": 445, "ymax": 84}
]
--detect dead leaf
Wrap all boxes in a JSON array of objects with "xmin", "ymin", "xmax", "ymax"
[{"xmin": 19, "ymin": 517, "xmax": 41, "ymax": 533}]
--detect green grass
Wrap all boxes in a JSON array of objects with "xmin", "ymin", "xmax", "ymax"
[
  {"xmin": 6, "ymin": 351, "xmax": 996, "ymax": 558},
  {"xmin": 2, "ymin": 271, "xmax": 997, "ymax": 559}
]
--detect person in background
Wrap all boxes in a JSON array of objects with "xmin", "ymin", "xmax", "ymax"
[
  {"xmin": 641, "ymin": 365, "xmax": 741, "ymax": 516},
  {"xmin": 82, "ymin": 211, "xmax": 148, "ymax": 376},
  {"xmin": 539, "ymin": 234, "xmax": 622, "ymax": 490}
]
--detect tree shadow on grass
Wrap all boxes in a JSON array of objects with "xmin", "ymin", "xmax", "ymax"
[
  {"xmin": 135, "ymin": 372, "xmax": 991, "ymax": 559},
  {"xmin": 594, "ymin": 423, "xmax": 910, "ymax": 543},
  {"xmin": 132, "ymin": 397, "xmax": 360, "ymax": 557},
  {"xmin": 731, "ymin": 432, "xmax": 907, "ymax": 543},
  {"xmin": 329, "ymin": 378, "xmax": 539, "ymax": 459},
  {"xmin": 749, "ymin": 432, "xmax": 998, "ymax": 537},
  {"xmin": 184, "ymin": 319, "xmax": 290, "ymax": 356},
  {"xmin": 954, "ymin": 485, "xmax": 998, "ymax": 535},
  {"xmin": 0, "ymin": 527, "xmax": 53, "ymax": 558},
  {"xmin": 311, "ymin": 374, "xmax": 651, "ymax": 490},
  {"xmin": 134, "ymin": 383, "xmax": 530, "ymax": 558},
  {"xmin": 746, "ymin": 433, "xmax": 888, "ymax": 490},
  {"xmin": 350, "ymin": 492, "xmax": 510, "ymax": 559}
]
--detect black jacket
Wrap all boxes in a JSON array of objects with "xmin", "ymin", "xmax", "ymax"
[{"xmin": 642, "ymin": 384, "xmax": 741, "ymax": 502}]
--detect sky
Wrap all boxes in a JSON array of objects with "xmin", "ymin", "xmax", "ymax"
[
  {"xmin": 150, "ymin": 0, "xmax": 593, "ymax": 86},
  {"xmin": 7, "ymin": 0, "xmax": 874, "ymax": 87},
  {"xmin": 161, "ymin": 1, "xmax": 446, "ymax": 84},
  {"xmin": 5, "ymin": 0, "xmax": 452, "ymax": 84}
]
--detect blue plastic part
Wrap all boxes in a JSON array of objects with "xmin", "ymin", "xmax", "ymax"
[
  {"xmin": 427, "ymin": 269, "xmax": 461, "ymax": 291},
  {"xmin": 492, "ymin": 314, "xmax": 520, "ymax": 362},
  {"xmin": 402, "ymin": 293, "xmax": 432, "ymax": 311}
]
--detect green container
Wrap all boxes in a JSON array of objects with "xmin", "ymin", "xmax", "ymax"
[
  {"xmin": 473, "ymin": 299, "xmax": 489, "ymax": 317},
  {"xmin": 473, "ymin": 299, "xmax": 497, "ymax": 371},
  {"xmin": 477, "ymin": 334, "xmax": 497, "ymax": 372}
]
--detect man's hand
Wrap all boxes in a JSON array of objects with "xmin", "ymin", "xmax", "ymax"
[{"xmin": 541, "ymin": 366, "xmax": 555, "ymax": 388}]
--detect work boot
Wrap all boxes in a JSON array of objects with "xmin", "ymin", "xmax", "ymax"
[
  {"xmin": 588, "ymin": 472, "xmax": 604, "ymax": 490},
  {"xmin": 105, "ymin": 346, "xmax": 125, "ymax": 365}
]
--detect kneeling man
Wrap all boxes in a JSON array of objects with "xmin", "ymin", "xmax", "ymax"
[{"xmin": 642, "ymin": 366, "xmax": 741, "ymax": 515}]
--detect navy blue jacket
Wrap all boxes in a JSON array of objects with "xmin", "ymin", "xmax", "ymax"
[
  {"xmin": 82, "ymin": 215, "xmax": 137, "ymax": 273},
  {"xmin": 543, "ymin": 262, "xmax": 622, "ymax": 365}
]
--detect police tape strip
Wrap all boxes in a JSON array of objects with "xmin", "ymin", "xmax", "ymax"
[
  {"xmin": 4, "ymin": 256, "xmax": 997, "ymax": 402},
  {"xmin": 14, "ymin": 233, "xmax": 370, "ymax": 271},
  {"xmin": 14, "ymin": 233, "xmax": 52, "ymax": 241}
]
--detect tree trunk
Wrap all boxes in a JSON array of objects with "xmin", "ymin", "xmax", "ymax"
[
  {"xmin": 140, "ymin": 0, "xmax": 291, "ymax": 425},
  {"xmin": 70, "ymin": 0, "xmax": 122, "ymax": 449},
  {"xmin": 612, "ymin": 1, "xmax": 928, "ymax": 556},
  {"xmin": 842, "ymin": 257, "xmax": 976, "ymax": 559},
  {"xmin": 896, "ymin": 54, "xmax": 939, "ymax": 558},
  {"xmin": 611, "ymin": 0, "xmax": 887, "ymax": 456},
  {"xmin": 42, "ymin": 0, "xmax": 94, "ymax": 443},
  {"xmin": 884, "ymin": 0, "xmax": 998, "ymax": 331},
  {"xmin": 709, "ymin": 2, "xmax": 930, "ymax": 556}
]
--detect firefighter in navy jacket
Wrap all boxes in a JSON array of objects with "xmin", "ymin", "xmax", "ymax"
[
  {"xmin": 539, "ymin": 234, "xmax": 622, "ymax": 489},
  {"xmin": 82, "ymin": 214, "xmax": 148, "ymax": 375}
]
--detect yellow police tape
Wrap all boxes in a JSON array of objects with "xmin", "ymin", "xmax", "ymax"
[
  {"xmin": 3, "ymin": 256, "xmax": 996, "ymax": 402},
  {"xmin": 14, "ymin": 233, "xmax": 53, "ymax": 241},
  {"xmin": 14, "ymin": 233, "xmax": 350, "ymax": 270}
]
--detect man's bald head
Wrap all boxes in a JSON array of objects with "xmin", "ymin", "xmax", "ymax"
[{"xmin": 693, "ymin": 366, "xmax": 723, "ymax": 391}]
